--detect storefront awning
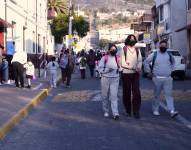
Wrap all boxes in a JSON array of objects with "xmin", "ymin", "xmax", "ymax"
[
  {"xmin": 0, "ymin": 18, "xmax": 13, "ymax": 28},
  {"xmin": 176, "ymin": 24, "xmax": 191, "ymax": 32}
]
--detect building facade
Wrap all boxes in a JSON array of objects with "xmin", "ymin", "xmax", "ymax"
[
  {"xmin": 176, "ymin": 0, "xmax": 191, "ymax": 68},
  {"xmin": 0, "ymin": 0, "xmax": 54, "ymax": 66},
  {"xmin": 153, "ymin": 0, "xmax": 187, "ymax": 59}
]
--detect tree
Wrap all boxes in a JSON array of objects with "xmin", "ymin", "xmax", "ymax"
[
  {"xmin": 48, "ymin": 0, "xmax": 69, "ymax": 15},
  {"xmin": 73, "ymin": 15, "xmax": 89, "ymax": 38},
  {"xmin": 51, "ymin": 14, "xmax": 89, "ymax": 43},
  {"xmin": 99, "ymin": 39, "xmax": 111, "ymax": 49}
]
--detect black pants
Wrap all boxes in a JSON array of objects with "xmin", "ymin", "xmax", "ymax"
[
  {"xmin": 89, "ymin": 65, "xmax": 95, "ymax": 77},
  {"xmin": 61, "ymin": 68, "xmax": 72, "ymax": 86},
  {"xmin": 80, "ymin": 69, "xmax": 86, "ymax": 79},
  {"xmin": 12, "ymin": 62, "xmax": 24, "ymax": 87},
  {"xmin": 122, "ymin": 73, "xmax": 141, "ymax": 115}
]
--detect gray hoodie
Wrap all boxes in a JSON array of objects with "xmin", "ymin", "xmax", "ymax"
[{"xmin": 144, "ymin": 49, "xmax": 175, "ymax": 77}]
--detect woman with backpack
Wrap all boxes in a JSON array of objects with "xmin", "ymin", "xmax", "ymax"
[
  {"xmin": 87, "ymin": 49, "xmax": 96, "ymax": 78},
  {"xmin": 78, "ymin": 50, "xmax": 87, "ymax": 79},
  {"xmin": 98, "ymin": 43, "xmax": 120, "ymax": 120},
  {"xmin": 120, "ymin": 35, "xmax": 142, "ymax": 119}
]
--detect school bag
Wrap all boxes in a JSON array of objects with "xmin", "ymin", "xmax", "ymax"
[
  {"xmin": 103, "ymin": 53, "xmax": 120, "ymax": 73},
  {"xmin": 150, "ymin": 51, "xmax": 173, "ymax": 73},
  {"xmin": 80, "ymin": 56, "xmax": 87, "ymax": 67}
]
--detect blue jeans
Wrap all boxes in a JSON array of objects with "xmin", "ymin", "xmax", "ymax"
[{"xmin": 0, "ymin": 61, "xmax": 9, "ymax": 82}]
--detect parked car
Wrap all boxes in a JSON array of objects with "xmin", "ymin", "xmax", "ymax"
[{"xmin": 142, "ymin": 49, "xmax": 186, "ymax": 80}]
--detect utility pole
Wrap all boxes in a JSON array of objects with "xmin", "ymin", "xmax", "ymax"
[
  {"xmin": 4, "ymin": 0, "xmax": 7, "ymax": 50},
  {"xmin": 68, "ymin": 0, "xmax": 73, "ymax": 35},
  {"xmin": 67, "ymin": 0, "xmax": 73, "ymax": 50}
]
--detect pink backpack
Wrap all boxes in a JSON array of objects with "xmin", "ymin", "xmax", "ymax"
[{"xmin": 103, "ymin": 53, "xmax": 120, "ymax": 71}]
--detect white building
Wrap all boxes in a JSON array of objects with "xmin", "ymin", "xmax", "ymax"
[
  {"xmin": 154, "ymin": 0, "xmax": 187, "ymax": 57},
  {"xmin": 0, "ymin": 0, "xmax": 54, "ymax": 65},
  {"xmin": 99, "ymin": 27, "xmax": 134, "ymax": 42}
]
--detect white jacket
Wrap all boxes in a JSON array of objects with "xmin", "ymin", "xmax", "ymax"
[
  {"xmin": 11, "ymin": 51, "xmax": 27, "ymax": 64},
  {"xmin": 24, "ymin": 61, "xmax": 35, "ymax": 76}
]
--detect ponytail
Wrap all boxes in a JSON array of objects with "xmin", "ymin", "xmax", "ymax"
[{"xmin": 52, "ymin": 62, "xmax": 55, "ymax": 67}]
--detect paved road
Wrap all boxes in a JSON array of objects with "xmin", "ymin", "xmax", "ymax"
[{"xmin": 1, "ymin": 73, "xmax": 191, "ymax": 150}]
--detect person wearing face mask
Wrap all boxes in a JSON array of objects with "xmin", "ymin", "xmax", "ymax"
[
  {"xmin": 98, "ymin": 43, "xmax": 120, "ymax": 120},
  {"xmin": 120, "ymin": 34, "xmax": 142, "ymax": 119},
  {"xmin": 144, "ymin": 40, "xmax": 178, "ymax": 118}
]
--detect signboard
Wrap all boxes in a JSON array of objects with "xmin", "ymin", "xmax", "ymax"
[
  {"xmin": 144, "ymin": 33, "xmax": 151, "ymax": 44},
  {"xmin": 65, "ymin": 35, "xmax": 73, "ymax": 49}
]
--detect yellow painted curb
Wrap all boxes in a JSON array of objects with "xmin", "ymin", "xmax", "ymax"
[{"xmin": 0, "ymin": 89, "xmax": 49, "ymax": 140}]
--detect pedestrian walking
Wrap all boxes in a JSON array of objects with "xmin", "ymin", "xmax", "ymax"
[
  {"xmin": 24, "ymin": 58, "xmax": 35, "ymax": 89},
  {"xmin": 0, "ymin": 57, "xmax": 9, "ymax": 84},
  {"xmin": 11, "ymin": 50, "xmax": 27, "ymax": 88},
  {"xmin": 46, "ymin": 56, "xmax": 59, "ymax": 88},
  {"xmin": 95, "ymin": 50, "xmax": 102, "ymax": 78},
  {"xmin": 87, "ymin": 49, "xmax": 96, "ymax": 78},
  {"xmin": 144, "ymin": 40, "xmax": 178, "ymax": 118},
  {"xmin": 78, "ymin": 50, "xmax": 87, "ymax": 79},
  {"xmin": 120, "ymin": 35, "xmax": 142, "ymax": 119},
  {"xmin": 59, "ymin": 49, "xmax": 75, "ymax": 88},
  {"xmin": 99, "ymin": 43, "xmax": 120, "ymax": 120}
]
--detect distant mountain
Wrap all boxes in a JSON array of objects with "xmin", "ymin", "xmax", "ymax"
[
  {"xmin": 123, "ymin": 0, "xmax": 154, "ymax": 5},
  {"xmin": 73, "ymin": 0, "xmax": 154, "ymax": 11}
]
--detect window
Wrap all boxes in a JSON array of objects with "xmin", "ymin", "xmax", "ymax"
[
  {"xmin": 33, "ymin": 31, "xmax": 35, "ymax": 53},
  {"xmin": 23, "ymin": 27, "xmax": 26, "ymax": 52},
  {"xmin": 10, "ymin": 0, "xmax": 17, "ymax": 4},
  {"xmin": 159, "ymin": 5, "xmax": 164, "ymax": 22},
  {"xmin": 188, "ymin": 0, "xmax": 191, "ymax": 10},
  {"xmin": 38, "ymin": 34, "xmax": 41, "ymax": 53},
  {"xmin": 11, "ymin": 21, "xmax": 16, "ymax": 39}
]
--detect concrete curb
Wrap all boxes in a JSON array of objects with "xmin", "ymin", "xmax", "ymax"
[{"xmin": 0, "ymin": 89, "xmax": 49, "ymax": 140}]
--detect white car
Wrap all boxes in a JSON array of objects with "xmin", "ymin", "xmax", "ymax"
[{"xmin": 142, "ymin": 49, "xmax": 186, "ymax": 79}]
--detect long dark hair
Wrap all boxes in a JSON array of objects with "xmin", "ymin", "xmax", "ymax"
[
  {"xmin": 125, "ymin": 34, "xmax": 137, "ymax": 46},
  {"xmin": 108, "ymin": 43, "xmax": 118, "ymax": 51}
]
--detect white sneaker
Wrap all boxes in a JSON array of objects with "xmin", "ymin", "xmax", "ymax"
[
  {"xmin": 170, "ymin": 110, "xmax": 179, "ymax": 118},
  {"xmin": 153, "ymin": 111, "xmax": 160, "ymax": 116},
  {"xmin": 104, "ymin": 112, "xmax": 109, "ymax": 118}
]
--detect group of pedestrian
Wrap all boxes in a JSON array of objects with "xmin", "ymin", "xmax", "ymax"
[
  {"xmin": 99, "ymin": 34, "xmax": 178, "ymax": 120},
  {"xmin": 11, "ymin": 50, "xmax": 35, "ymax": 88},
  {"xmin": 75, "ymin": 49, "xmax": 103, "ymax": 79}
]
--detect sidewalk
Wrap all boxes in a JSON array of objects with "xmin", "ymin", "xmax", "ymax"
[{"xmin": 0, "ymin": 69, "xmax": 61, "ymax": 140}]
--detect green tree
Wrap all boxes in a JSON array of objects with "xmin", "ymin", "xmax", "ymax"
[
  {"xmin": 73, "ymin": 15, "xmax": 89, "ymax": 38},
  {"xmin": 48, "ymin": 0, "xmax": 68, "ymax": 15},
  {"xmin": 51, "ymin": 14, "xmax": 68, "ymax": 43},
  {"xmin": 51, "ymin": 14, "xmax": 89, "ymax": 43},
  {"xmin": 99, "ymin": 39, "xmax": 111, "ymax": 49}
]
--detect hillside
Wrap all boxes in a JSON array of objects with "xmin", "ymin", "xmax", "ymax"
[{"xmin": 73, "ymin": 0, "xmax": 154, "ymax": 11}]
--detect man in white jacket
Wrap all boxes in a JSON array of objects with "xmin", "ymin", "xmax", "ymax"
[{"xmin": 11, "ymin": 50, "xmax": 27, "ymax": 88}]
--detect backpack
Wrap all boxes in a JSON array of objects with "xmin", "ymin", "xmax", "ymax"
[
  {"xmin": 151, "ymin": 51, "xmax": 173, "ymax": 72},
  {"xmin": 103, "ymin": 54, "xmax": 120, "ymax": 73},
  {"xmin": 80, "ymin": 56, "xmax": 87, "ymax": 67}
]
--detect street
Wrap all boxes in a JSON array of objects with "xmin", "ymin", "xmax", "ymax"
[{"xmin": 0, "ymin": 71, "xmax": 191, "ymax": 150}]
